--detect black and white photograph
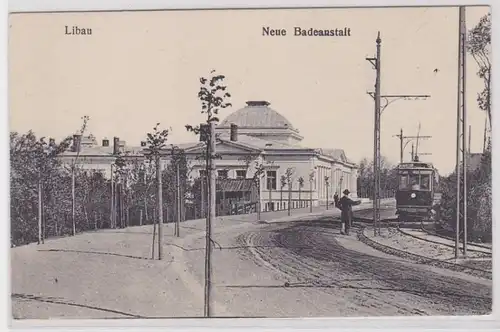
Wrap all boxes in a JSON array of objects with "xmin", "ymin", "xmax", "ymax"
[{"xmin": 8, "ymin": 4, "xmax": 493, "ymax": 322}]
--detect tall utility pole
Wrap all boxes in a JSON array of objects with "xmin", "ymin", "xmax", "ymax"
[
  {"xmin": 468, "ymin": 125, "xmax": 471, "ymax": 156},
  {"xmin": 394, "ymin": 128, "xmax": 432, "ymax": 163},
  {"xmin": 156, "ymin": 155, "xmax": 163, "ymax": 260},
  {"xmin": 38, "ymin": 172, "xmax": 43, "ymax": 245},
  {"xmin": 325, "ymin": 177, "xmax": 329, "ymax": 210},
  {"xmin": 366, "ymin": 32, "xmax": 430, "ymax": 236},
  {"xmin": 110, "ymin": 165, "xmax": 114, "ymax": 228},
  {"xmin": 287, "ymin": 180, "xmax": 292, "ymax": 216},
  {"xmin": 204, "ymin": 121, "xmax": 216, "ymax": 317},
  {"xmin": 309, "ymin": 172, "xmax": 314, "ymax": 213},
  {"xmin": 176, "ymin": 163, "xmax": 181, "ymax": 237},
  {"xmin": 455, "ymin": 6, "xmax": 468, "ymax": 258}
]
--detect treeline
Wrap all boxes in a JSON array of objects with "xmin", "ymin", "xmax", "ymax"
[
  {"xmin": 438, "ymin": 148, "xmax": 492, "ymax": 242},
  {"xmin": 436, "ymin": 12, "xmax": 493, "ymax": 243},
  {"xmin": 10, "ymin": 130, "xmax": 191, "ymax": 247},
  {"xmin": 357, "ymin": 156, "xmax": 399, "ymax": 199}
]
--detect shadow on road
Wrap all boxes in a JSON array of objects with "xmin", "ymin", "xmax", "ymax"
[
  {"xmin": 37, "ymin": 249, "xmax": 152, "ymax": 261},
  {"xmin": 221, "ymin": 283, "xmax": 490, "ymax": 301}
]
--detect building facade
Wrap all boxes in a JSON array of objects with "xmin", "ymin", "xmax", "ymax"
[{"xmin": 59, "ymin": 100, "xmax": 359, "ymax": 210}]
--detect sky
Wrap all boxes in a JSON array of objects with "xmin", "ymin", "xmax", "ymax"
[{"xmin": 9, "ymin": 6, "xmax": 490, "ymax": 175}]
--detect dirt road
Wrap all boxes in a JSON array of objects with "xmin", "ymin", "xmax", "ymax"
[{"xmin": 11, "ymin": 204, "xmax": 492, "ymax": 319}]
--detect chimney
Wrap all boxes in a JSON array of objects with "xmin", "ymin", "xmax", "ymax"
[
  {"xmin": 113, "ymin": 137, "xmax": 120, "ymax": 155},
  {"xmin": 140, "ymin": 141, "xmax": 147, "ymax": 147},
  {"xmin": 230, "ymin": 123, "xmax": 238, "ymax": 141},
  {"xmin": 72, "ymin": 134, "xmax": 82, "ymax": 152},
  {"xmin": 102, "ymin": 138, "xmax": 109, "ymax": 147},
  {"xmin": 199, "ymin": 123, "xmax": 209, "ymax": 142},
  {"xmin": 246, "ymin": 100, "xmax": 270, "ymax": 107}
]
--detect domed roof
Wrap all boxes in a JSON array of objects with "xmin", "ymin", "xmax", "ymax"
[{"xmin": 219, "ymin": 101, "xmax": 295, "ymax": 130}]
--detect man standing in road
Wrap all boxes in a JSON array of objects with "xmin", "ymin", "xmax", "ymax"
[{"xmin": 337, "ymin": 189, "xmax": 361, "ymax": 235}]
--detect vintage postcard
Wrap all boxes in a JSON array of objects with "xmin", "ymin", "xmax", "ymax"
[{"xmin": 9, "ymin": 4, "xmax": 492, "ymax": 322}]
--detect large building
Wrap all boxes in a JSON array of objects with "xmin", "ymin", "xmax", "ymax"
[{"xmin": 59, "ymin": 100, "xmax": 359, "ymax": 210}]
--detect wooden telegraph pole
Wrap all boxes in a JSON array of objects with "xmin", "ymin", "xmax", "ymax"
[
  {"xmin": 156, "ymin": 154, "xmax": 163, "ymax": 260},
  {"xmin": 394, "ymin": 128, "xmax": 432, "ymax": 163},
  {"xmin": 309, "ymin": 171, "xmax": 314, "ymax": 213},
  {"xmin": 176, "ymin": 162, "xmax": 181, "ymax": 237},
  {"xmin": 204, "ymin": 121, "xmax": 216, "ymax": 317}
]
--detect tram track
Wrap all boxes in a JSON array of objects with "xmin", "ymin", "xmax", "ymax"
[{"xmin": 235, "ymin": 213, "xmax": 492, "ymax": 315}]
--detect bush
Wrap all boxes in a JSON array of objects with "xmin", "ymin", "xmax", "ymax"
[{"xmin": 438, "ymin": 150, "xmax": 492, "ymax": 242}]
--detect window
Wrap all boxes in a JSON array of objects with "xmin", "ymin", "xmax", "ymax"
[
  {"xmin": 217, "ymin": 170, "xmax": 228, "ymax": 179},
  {"xmin": 420, "ymin": 174, "xmax": 431, "ymax": 190},
  {"xmin": 236, "ymin": 170, "xmax": 247, "ymax": 179},
  {"xmin": 199, "ymin": 170, "xmax": 207, "ymax": 178},
  {"xmin": 399, "ymin": 173, "xmax": 408, "ymax": 190},
  {"xmin": 266, "ymin": 170, "xmax": 277, "ymax": 190},
  {"xmin": 399, "ymin": 170, "xmax": 432, "ymax": 191}
]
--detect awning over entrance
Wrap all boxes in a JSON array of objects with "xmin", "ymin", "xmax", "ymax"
[{"xmin": 216, "ymin": 178, "xmax": 255, "ymax": 192}]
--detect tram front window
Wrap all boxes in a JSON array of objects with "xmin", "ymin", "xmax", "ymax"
[
  {"xmin": 420, "ymin": 174, "xmax": 431, "ymax": 190},
  {"xmin": 408, "ymin": 174, "xmax": 420, "ymax": 190}
]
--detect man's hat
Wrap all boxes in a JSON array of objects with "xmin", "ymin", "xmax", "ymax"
[{"xmin": 343, "ymin": 189, "xmax": 350, "ymax": 195}]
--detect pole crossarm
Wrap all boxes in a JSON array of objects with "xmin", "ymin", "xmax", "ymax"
[
  {"xmin": 380, "ymin": 95, "xmax": 431, "ymax": 113},
  {"xmin": 402, "ymin": 136, "xmax": 431, "ymax": 150},
  {"xmin": 365, "ymin": 57, "xmax": 377, "ymax": 69}
]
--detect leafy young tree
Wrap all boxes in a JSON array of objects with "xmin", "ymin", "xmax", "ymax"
[
  {"xmin": 285, "ymin": 167, "xmax": 294, "ymax": 215},
  {"xmin": 298, "ymin": 177, "xmax": 304, "ymax": 208},
  {"xmin": 10, "ymin": 131, "xmax": 72, "ymax": 245},
  {"xmin": 252, "ymin": 160, "xmax": 266, "ymax": 221},
  {"xmin": 146, "ymin": 122, "xmax": 170, "ymax": 260},
  {"xmin": 70, "ymin": 115, "xmax": 90, "ymax": 236},
  {"xmin": 280, "ymin": 175, "xmax": 287, "ymax": 210},
  {"xmin": 186, "ymin": 70, "xmax": 232, "ymax": 214},
  {"xmin": 185, "ymin": 70, "xmax": 232, "ymax": 317}
]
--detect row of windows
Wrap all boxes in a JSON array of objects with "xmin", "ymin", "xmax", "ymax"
[
  {"xmin": 199, "ymin": 169, "xmax": 279, "ymax": 189},
  {"xmin": 198, "ymin": 169, "xmax": 349, "ymax": 191},
  {"xmin": 199, "ymin": 169, "xmax": 247, "ymax": 179}
]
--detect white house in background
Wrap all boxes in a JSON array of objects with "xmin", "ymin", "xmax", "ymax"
[
  {"xmin": 58, "ymin": 100, "xmax": 359, "ymax": 211},
  {"xmin": 183, "ymin": 100, "xmax": 359, "ymax": 210}
]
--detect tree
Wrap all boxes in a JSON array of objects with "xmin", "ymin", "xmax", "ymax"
[
  {"xmin": 164, "ymin": 145, "xmax": 189, "ymax": 236},
  {"xmin": 280, "ymin": 175, "xmax": 287, "ymax": 210},
  {"xmin": 11, "ymin": 131, "xmax": 72, "ymax": 245},
  {"xmin": 298, "ymin": 177, "xmax": 304, "ymax": 208},
  {"xmin": 467, "ymin": 12, "xmax": 491, "ymax": 131},
  {"xmin": 185, "ymin": 70, "xmax": 231, "ymax": 318},
  {"xmin": 285, "ymin": 167, "xmax": 294, "ymax": 216},
  {"xmin": 324, "ymin": 176, "xmax": 330, "ymax": 209},
  {"xmin": 146, "ymin": 123, "xmax": 170, "ymax": 261},
  {"xmin": 357, "ymin": 156, "xmax": 397, "ymax": 199},
  {"xmin": 308, "ymin": 170, "xmax": 315, "ymax": 212},
  {"xmin": 70, "ymin": 115, "xmax": 90, "ymax": 236},
  {"xmin": 252, "ymin": 160, "xmax": 266, "ymax": 221}
]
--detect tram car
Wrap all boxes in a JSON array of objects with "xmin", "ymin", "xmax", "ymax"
[{"xmin": 395, "ymin": 159, "xmax": 441, "ymax": 223}]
